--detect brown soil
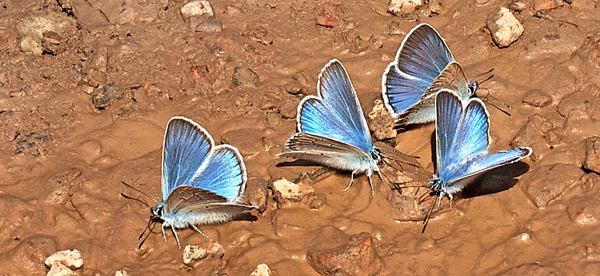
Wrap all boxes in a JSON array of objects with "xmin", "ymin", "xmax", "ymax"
[{"xmin": 1, "ymin": 0, "xmax": 599, "ymax": 275}]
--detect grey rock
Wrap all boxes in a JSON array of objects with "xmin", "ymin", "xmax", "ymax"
[
  {"xmin": 91, "ymin": 83, "xmax": 124, "ymax": 109},
  {"xmin": 584, "ymin": 136, "xmax": 600, "ymax": 173},
  {"xmin": 232, "ymin": 67, "xmax": 259, "ymax": 87},
  {"xmin": 196, "ymin": 19, "xmax": 223, "ymax": 32}
]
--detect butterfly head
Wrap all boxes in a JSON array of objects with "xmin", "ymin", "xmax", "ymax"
[
  {"xmin": 151, "ymin": 202, "xmax": 165, "ymax": 219},
  {"xmin": 370, "ymin": 147, "xmax": 385, "ymax": 163},
  {"xmin": 468, "ymin": 82, "xmax": 478, "ymax": 96}
]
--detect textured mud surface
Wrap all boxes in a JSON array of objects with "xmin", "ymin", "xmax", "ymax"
[{"xmin": 1, "ymin": 0, "xmax": 600, "ymax": 275}]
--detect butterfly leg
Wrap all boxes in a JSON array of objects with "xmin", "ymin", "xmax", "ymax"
[
  {"xmin": 367, "ymin": 175, "xmax": 375, "ymax": 196},
  {"xmin": 171, "ymin": 225, "xmax": 181, "ymax": 249},
  {"xmin": 161, "ymin": 222, "xmax": 168, "ymax": 243},
  {"xmin": 343, "ymin": 171, "xmax": 356, "ymax": 191},
  {"xmin": 191, "ymin": 225, "xmax": 209, "ymax": 239}
]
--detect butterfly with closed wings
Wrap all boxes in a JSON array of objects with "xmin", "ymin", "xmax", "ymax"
[
  {"xmin": 144, "ymin": 116, "xmax": 256, "ymax": 249},
  {"xmin": 421, "ymin": 89, "xmax": 531, "ymax": 231},
  {"xmin": 382, "ymin": 23, "xmax": 480, "ymax": 127},
  {"xmin": 279, "ymin": 59, "xmax": 386, "ymax": 194}
]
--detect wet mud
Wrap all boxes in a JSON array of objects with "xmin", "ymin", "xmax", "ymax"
[{"xmin": 1, "ymin": 0, "xmax": 600, "ymax": 275}]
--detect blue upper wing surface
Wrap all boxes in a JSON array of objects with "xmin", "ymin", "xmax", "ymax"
[
  {"xmin": 162, "ymin": 117, "xmax": 213, "ymax": 201},
  {"xmin": 450, "ymin": 98, "xmax": 490, "ymax": 164},
  {"xmin": 435, "ymin": 90, "xmax": 463, "ymax": 174},
  {"xmin": 187, "ymin": 145, "xmax": 246, "ymax": 200},
  {"xmin": 298, "ymin": 59, "xmax": 373, "ymax": 153},
  {"xmin": 383, "ymin": 23, "xmax": 454, "ymax": 115}
]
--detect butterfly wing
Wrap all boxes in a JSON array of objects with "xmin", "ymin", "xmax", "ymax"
[
  {"xmin": 162, "ymin": 117, "xmax": 214, "ymax": 201},
  {"xmin": 163, "ymin": 186, "xmax": 255, "ymax": 225},
  {"xmin": 298, "ymin": 59, "xmax": 373, "ymax": 153},
  {"xmin": 434, "ymin": 89, "xmax": 464, "ymax": 175},
  {"xmin": 187, "ymin": 145, "xmax": 247, "ymax": 201},
  {"xmin": 279, "ymin": 132, "xmax": 373, "ymax": 173},
  {"xmin": 398, "ymin": 63, "xmax": 470, "ymax": 125},
  {"xmin": 382, "ymin": 23, "xmax": 454, "ymax": 121}
]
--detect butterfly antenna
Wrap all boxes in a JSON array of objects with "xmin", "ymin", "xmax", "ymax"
[
  {"xmin": 422, "ymin": 194, "xmax": 438, "ymax": 233},
  {"xmin": 121, "ymin": 193, "xmax": 151, "ymax": 208},
  {"xmin": 138, "ymin": 219, "xmax": 156, "ymax": 249},
  {"xmin": 121, "ymin": 181, "xmax": 159, "ymax": 204},
  {"xmin": 379, "ymin": 147, "xmax": 420, "ymax": 159},
  {"xmin": 391, "ymin": 178, "xmax": 431, "ymax": 190}
]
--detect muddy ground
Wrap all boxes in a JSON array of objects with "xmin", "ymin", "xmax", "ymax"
[{"xmin": 1, "ymin": 0, "xmax": 600, "ymax": 275}]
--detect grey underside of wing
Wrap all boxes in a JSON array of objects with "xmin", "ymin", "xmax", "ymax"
[
  {"xmin": 397, "ymin": 63, "xmax": 469, "ymax": 125},
  {"xmin": 164, "ymin": 186, "xmax": 254, "ymax": 214},
  {"xmin": 281, "ymin": 133, "xmax": 371, "ymax": 172}
]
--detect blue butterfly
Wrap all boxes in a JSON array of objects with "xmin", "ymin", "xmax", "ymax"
[
  {"xmin": 149, "ymin": 116, "xmax": 256, "ymax": 248},
  {"xmin": 423, "ymin": 89, "xmax": 531, "ymax": 230},
  {"xmin": 279, "ymin": 59, "xmax": 384, "ymax": 193},
  {"xmin": 382, "ymin": 23, "xmax": 478, "ymax": 127}
]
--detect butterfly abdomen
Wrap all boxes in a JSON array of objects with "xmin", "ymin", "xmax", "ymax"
[{"xmin": 161, "ymin": 211, "xmax": 235, "ymax": 229}]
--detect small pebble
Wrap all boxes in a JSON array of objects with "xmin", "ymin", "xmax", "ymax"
[
  {"xmin": 250, "ymin": 263, "xmax": 272, "ymax": 276},
  {"xmin": 115, "ymin": 271, "xmax": 129, "ymax": 276},
  {"xmin": 532, "ymin": 0, "xmax": 562, "ymax": 11},
  {"xmin": 284, "ymin": 82, "xmax": 307, "ymax": 95},
  {"xmin": 522, "ymin": 90, "xmax": 552, "ymax": 107},
  {"xmin": 271, "ymin": 178, "xmax": 315, "ymax": 203},
  {"xmin": 368, "ymin": 99, "xmax": 397, "ymax": 141},
  {"xmin": 315, "ymin": 2, "xmax": 341, "ymax": 27},
  {"xmin": 182, "ymin": 245, "xmax": 208, "ymax": 265},
  {"xmin": 182, "ymin": 240, "xmax": 224, "ymax": 266},
  {"xmin": 232, "ymin": 67, "xmax": 259, "ymax": 87},
  {"xmin": 181, "ymin": 0, "xmax": 213, "ymax": 18},
  {"xmin": 388, "ymin": 0, "xmax": 424, "ymax": 14},
  {"xmin": 45, "ymin": 249, "xmax": 83, "ymax": 269},
  {"xmin": 244, "ymin": 26, "xmax": 273, "ymax": 45},
  {"xmin": 349, "ymin": 35, "xmax": 369, "ymax": 54},
  {"xmin": 91, "ymin": 82, "xmax": 124, "ymax": 109},
  {"xmin": 428, "ymin": 0, "xmax": 443, "ymax": 14},
  {"xmin": 196, "ymin": 19, "xmax": 223, "ymax": 32},
  {"xmin": 486, "ymin": 7, "xmax": 524, "ymax": 48},
  {"xmin": 509, "ymin": 1, "xmax": 528, "ymax": 11},
  {"xmin": 584, "ymin": 136, "xmax": 600, "ymax": 174},
  {"xmin": 278, "ymin": 96, "xmax": 300, "ymax": 119},
  {"xmin": 47, "ymin": 262, "xmax": 75, "ymax": 276}
]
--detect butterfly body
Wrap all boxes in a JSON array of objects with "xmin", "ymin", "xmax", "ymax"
[
  {"xmin": 149, "ymin": 116, "xmax": 256, "ymax": 248},
  {"xmin": 382, "ymin": 23, "xmax": 477, "ymax": 127},
  {"xmin": 279, "ymin": 60, "xmax": 383, "ymax": 192}
]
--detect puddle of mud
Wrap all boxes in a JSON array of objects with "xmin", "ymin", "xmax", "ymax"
[{"xmin": 1, "ymin": 0, "xmax": 600, "ymax": 275}]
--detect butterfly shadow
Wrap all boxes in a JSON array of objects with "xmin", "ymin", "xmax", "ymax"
[
  {"xmin": 276, "ymin": 159, "xmax": 324, "ymax": 167},
  {"xmin": 461, "ymin": 161, "xmax": 531, "ymax": 199}
]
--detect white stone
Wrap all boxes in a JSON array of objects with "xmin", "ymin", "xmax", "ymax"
[
  {"xmin": 115, "ymin": 270, "xmax": 129, "ymax": 276},
  {"xmin": 368, "ymin": 99, "xmax": 397, "ymax": 140},
  {"xmin": 47, "ymin": 262, "xmax": 75, "ymax": 276},
  {"xmin": 182, "ymin": 240, "xmax": 223, "ymax": 265},
  {"xmin": 272, "ymin": 178, "xmax": 314, "ymax": 201},
  {"xmin": 181, "ymin": 0, "xmax": 214, "ymax": 18},
  {"xmin": 45, "ymin": 249, "xmax": 83, "ymax": 270},
  {"xmin": 487, "ymin": 7, "xmax": 524, "ymax": 48},
  {"xmin": 250, "ymin": 263, "xmax": 272, "ymax": 276},
  {"xmin": 183, "ymin": 245, "xmax": 208, "ymax": 265},
  {"xmin": 388, "ymin": 0, "xmax": 424, "ymax": 14}
]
